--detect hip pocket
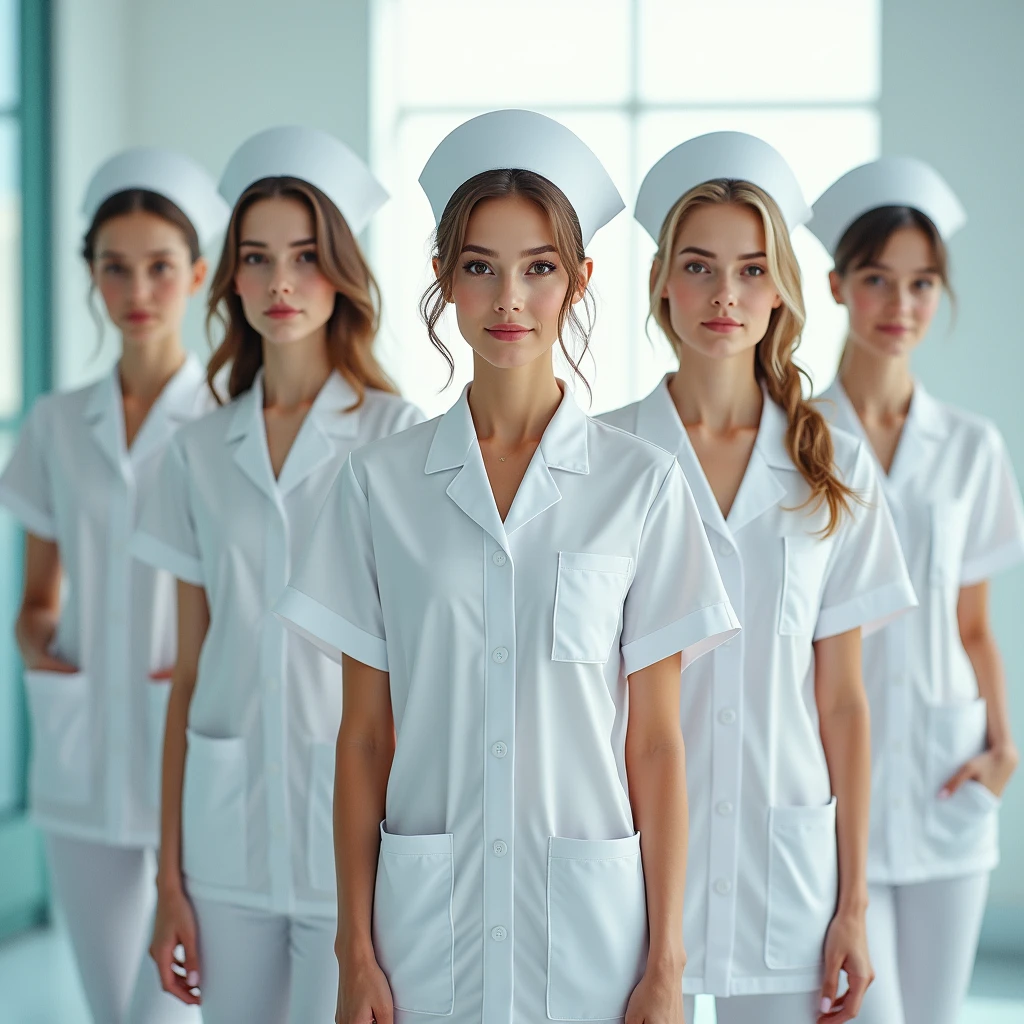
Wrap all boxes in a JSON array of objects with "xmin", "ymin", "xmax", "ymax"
[
  {"xmin": 778, "ymin": 534, "xmax": 831, "ymax": 637},
  {"xmin": 373, "ymin": 825, "xmax": 455, "ymax": 1016},
  {"xmin": 24, "ymin": 670, "xmax": 92, "ymax": 805},
  {"xmin": 546, "ymin": 832, "xmax": 648, "ymax": 1021},
  {"xmin": 182, "ymin": 730, "xmax": 248, "ymax": 888},
  {"xmin": 765, "ymin": 798, "xmax": 838, "ymax": 970},
  {"xmin": 307, "ymin": 743, "xmax": 336, "ymax": 893},
  {"xmin": 552, "ymin": 552, "xmax": 632, "ymax": 664},
  {"xmin": 145, "ymin": 681, "xmax": 172, "ymax": 809}
]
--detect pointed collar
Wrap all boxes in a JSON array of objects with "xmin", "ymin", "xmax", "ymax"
[{"xmin": 226, "ymin": 369, "xmax": 360, "ymax": 441}]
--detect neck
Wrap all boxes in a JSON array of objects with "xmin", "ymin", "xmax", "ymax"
[
  {"xmin": 669, "ymin": 345, "xmax": 763, "ymax": 432},
  {"xmin": 838, "ymin": 341, "xmax": 914, "ymax": 418},
  {"xmin": 261, "ymin": 329, "xmax": 333, "ymax": 409},
  {"xmin": 118, "ymin": 332, "xmax": 187, "ymax": 403},
  {"xmin": 467, "ymin": 352, "xmax": 564, "ymax": 444}
]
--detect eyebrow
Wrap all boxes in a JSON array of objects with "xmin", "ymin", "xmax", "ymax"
[
  {"xmin": 678, "ymin": 246, "xmax": 767, "ymax": 260},
  {"xmin": 238, "ymin": 237, "xmax": 317, "ymax": 248},
  {"xmin": 461, "ymin": 244, "xmax": 558, "ymax": 258},
  {"xmin": 98, "ymin": 248, "xmax": 176, "ymax": 259},
  {"xmin": 861, "ymin": 261, "xmax": 940, "ymax": 274}
]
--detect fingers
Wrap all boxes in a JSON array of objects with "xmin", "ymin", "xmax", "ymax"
[
  {"xmin": 151, "ymin": 936, "xmax": 201, "ymax": 1006},
  {"xmin": 818, "ymin": 955, "xmax": 841, "ymax": 1020},
  {"xmin": 148, "ymin": 667, "xmax": 175, "ymax": 681},
  {"xmin": 34, "ymin": 655, "xmax": 79, "ymax": 674},
  {"xmin": 182, "ymin": 926, "xmax": 202, "ymax": 1001},
  {"xmin": 823, "ymin": 972, "xmax": 871, "ymax": 1023},
  {"xmin": 940, "ymin": 759, "xmax": 978, "ymax": 797}
]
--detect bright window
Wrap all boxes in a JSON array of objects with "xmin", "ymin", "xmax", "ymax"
[{"xmin": 370, "ymin": 0, "xmax": 881, "ymax": 418}]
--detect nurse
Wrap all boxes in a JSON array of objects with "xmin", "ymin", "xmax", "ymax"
[
  {"xmin": 275, "ymin": 109, "xmax": 740, "ymax": 1024},
  {"xmin": 811, "ymin": 158, "xmax": 1024, "ymax": 1024},
  {"xmin": 601, "ymin": 132, "xmax": 917, "ymax": 1024},
  {"xmin": 0, "ymin": 148, "xmax": 226, "ymax": 1023},
  {"xmin": 129, "ymin": 127, "xmax": 424, "ymax": 1024}
]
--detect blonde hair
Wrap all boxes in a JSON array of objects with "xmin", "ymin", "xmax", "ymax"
[
  {"xmin": 650, "ymin": 179, "xmax": 855, "ymax": 536},
  {"xmin": 206, "ymin": 176, "xmax": 397, "ymax": 405}
]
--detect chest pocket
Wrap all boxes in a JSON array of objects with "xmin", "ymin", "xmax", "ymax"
[
  {"xmin": 929, "ymin": 500, "xmax": 967, "ymax": 589},
  {"xmin": 552, "ymin": 552, "xmax": 632, "ymax": 663},
  {"xmin": 778, "ymin": 534, "xmax": 832, "ymax": 637}
]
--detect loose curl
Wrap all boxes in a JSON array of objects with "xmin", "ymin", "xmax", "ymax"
[
  {"xmin": 419, "ymin": 169, "xmax": 595, "ymax": 400},
  {"xmin": 206, "ymin": 176, "xmax": 396, "ymax": 405},
  {"xmin": 650, "ymin": 179, "xmax": 856, "ymax": 536}
]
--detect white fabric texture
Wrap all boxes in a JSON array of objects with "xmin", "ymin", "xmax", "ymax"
[
  {"xmin": 276, "ymin": 382, "xmax": 739, "ymax": 1024},
  {"xmin": 131, "ymin": 371, "xmax": 424, "ymax": 917},
  {"xmin": 0, "ymin": 357, "xmax": 211, "ymax": 845},
  {"xmin": 820, "ymin": 380, "xmax": 1024, "ymax": 884},
  {"xmin": 601, "ymin": 377, "xmax": 916, "ymax": 997},
  {"xmin": 45, "ymin": 832, "xmax": 199, "ymax": 1024},
  {"xmin": 191, "ymin": 897, "xmax": 338, "ymax": 1024},
  {"xmin": 684, "ymin": 992, "xmax": 820, "ymax": 1023}
]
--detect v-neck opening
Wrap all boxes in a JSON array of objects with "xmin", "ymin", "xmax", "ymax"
[{"xmin": 834, "ymin": 380, "xmax": 913, "ymax": 484}]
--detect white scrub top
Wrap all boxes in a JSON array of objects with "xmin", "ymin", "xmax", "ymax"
[
  {"xmin": 601, "ymin": 376, "xmax": 917, "ymax": 998},
  {"xmin": 0, "ymin": 355, "xmax": 210, "ymax": 846},
  {"xmin": 130, "ymin": 370, "xmax": 423, "ymax": 918},
  {"xmin": 820, "ymin": 379, "xmax": 1024, "ymax": 885},
  {"xmin": 275, "ymin": 383, "xmax": 740, "ymax": 1024}
]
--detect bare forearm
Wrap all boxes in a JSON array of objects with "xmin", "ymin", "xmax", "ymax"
[
  {"xmin": 156, "ymin": 676, "xmax": 192, "ymax": 892},
  {"xmin": 15, "ymin": 605, "xmax": 58, "ymax": 664}
]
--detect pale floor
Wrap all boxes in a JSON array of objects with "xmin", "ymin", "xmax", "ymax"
[{"xmin": 0, "ymin": 925, "xmax": 1021, "ymax": 1023}]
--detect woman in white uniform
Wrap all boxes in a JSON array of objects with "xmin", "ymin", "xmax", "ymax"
[
  {"xmin": 275, "ymin": 110, "xmax": 740, "ymax": 1024},
  {"xmin": 0, "ymin": 149, "xmax": 226, "ymax": 1024},
  {"xmin": 129, "ymin": 127, "xmax": 424, "ymax": 1024},
  {"xmin": 601, "ymin": 133, "xmax": 918, "ymax": 1024},
  {"xmin": 810, "ymin": 158, "xmax": 1024, "ymax": 1024}
]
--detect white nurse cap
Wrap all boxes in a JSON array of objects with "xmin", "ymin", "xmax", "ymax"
[
  {"xmin": 218, "ymin": 126, "xmax": 389, "ymax": 235},
  {"xmin": 82, "ymin": 147, "xmax": 230, "ymax": 249},
  {"xmin": 418, "ymin": 109, "xmax": 624, "ymax": 247},
  {"xmin": 635, "ymin": 131, "xmax": 811, "ymax": 242},
  {"xmin": 809, "ymin": 156, "xmax": 967, "ymax": 257}
]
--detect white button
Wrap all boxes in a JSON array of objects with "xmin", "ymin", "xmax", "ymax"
[
  {"xmin": 718, "ymin": 708, "xmax": 737, "ymax": 726},
  {"xmin": 713, "ymin": 878, "xmax": 732, "ymax": 895},
  {"xmin": 491, "ymin": 925, "xmax": 508, "ymax": 942},
  {"xmin": 716, "ymin": 539, "xmax": 732, "ymax": 557},
  {"xmin": 492, "ymin": 551, "xmax": 507, "ymax": 566},
  {"xmin": 492, "ymin": 647, "xmax": 509, "ymax": 664},
  {"xmin": 716, "ymin": 801, "xmax": 734, "ymax": 817},
  {"xmin": 492, "ymin": 840, "xmax": 508, "ymax": 857},
  {"xmin": 491, "ymin": 742, "xmax": 508, "ymax": 758}
]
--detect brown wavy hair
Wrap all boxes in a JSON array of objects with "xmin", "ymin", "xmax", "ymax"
[
  {"xmin": 206, "ymin": 176, "xmax": 395, "ymax": 404},
  {"xmin": 650, "ymin": 179, "xmax": 856, "ymax": 536},
  {"xmin": 419, "ymin": 169, "xmax": 595, "ymax": 399}
]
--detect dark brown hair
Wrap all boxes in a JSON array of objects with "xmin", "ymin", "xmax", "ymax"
[
  {"xmin": 419, "ymin": 168, "xmax": 595, "ymax": 398},
  {"xmin": 206, "ymin": 176, "xmax": 396, "ymax": 405}
]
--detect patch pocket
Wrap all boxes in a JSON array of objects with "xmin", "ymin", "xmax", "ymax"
[
  {"xmin": 373, "ymin": 825, "xmax": 455, "ymax": 1016},
  {"xmin": 182, "ymin": 730, "xmax": 248, "ymax": 888},
  {"xmin": 307, "ymin": 743, "xmax": 336, "ymax": 893},
  {"xmin": 144, "ymin": 681, "xmax": 172, "ymax": 809},
  {"xmin": 24, "ymin": 670, "xmax": 92, "ymax": 805},
  {"xmin": 552, "ymin": 552, "xmax": 632, "ymax": 663},
  {"xmin": 778, "ymin": 534, "xmax": 831, "ymax": 637},
  {"xmin": 546, "ymin": 833, "xmax": 648, "ymax": 1021},
  {"xmin": 765, "ymin": 798, "xmax": 838, "ymax": 970}
]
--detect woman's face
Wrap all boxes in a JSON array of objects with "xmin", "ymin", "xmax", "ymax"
[
  {"xmin": 92, "ymin": 210, "xmax": 205, "ymax": 345},
  {"xmin": 660, "ymin": 201, "xmax": 782, "ymax": 363},
  {"xmin": 234, "ymin": 196, "xmax": 337, "ymax": 346},
  {"xmin": 830, "ymin": 225, "xmax": 943, "ymax": 359},
  {"xmin": 442, "ymin": 194, "xmax": 591, "ymax": 372}
]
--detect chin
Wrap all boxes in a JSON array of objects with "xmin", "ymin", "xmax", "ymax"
[{"xmin": 472, "ymin": 337, "xmax": 549, "ymax": 371}]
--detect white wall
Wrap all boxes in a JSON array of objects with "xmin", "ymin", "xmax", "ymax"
[{"xmin": 880, "ymin": 0, "xmax": 1024, "ymax": 953}]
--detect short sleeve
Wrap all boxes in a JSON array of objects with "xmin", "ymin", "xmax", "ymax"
[
  {"xmin": 815, "ymin": 443, "xmax": 918, "ymax": 641},
  {"xmin": 129, "ymin": 437, "xmax": 204, "ymax": 585},
  {"xmin": 959, "ymin": 427, "xmax": 1024, "ymax": 586},
  {"xmin": 620, "ymin": 461, "xmax": 739, "ymax": 676},
  {"xmin": 0, "ymin": 399, "xmax": 57, "ymax": 539},
  {"xmin": 275, "ymin": 455, "xmax": 388, "ymax": 671}
]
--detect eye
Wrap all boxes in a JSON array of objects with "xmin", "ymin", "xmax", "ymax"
[
  {"xmin": 864, "ymin": 274, "xmax": 885, "ymax": 286},
  {"xmin": 528, "ymin": 261, "xmax": 557, "ymax": 275},
  {"xmin": 684, "ymin": 261, "xmax": 708, "ymax": 274},
  {"xmin": 152, "ymin": 260, "xmax": 173, "ymax": 274},
  {"xmin": 462, "ymin": 260, "xmax": 492, "ymax": 275},
  {"xmin": 102, "ymin": 263, "xmax": 126, "ymax": 276},
  {"xmin": 297, "ymin": 250, "xmax": 318, "ymax": 264},
  {"xmin": 241, "ymin": 252, "xmax": 265, "ymax": 265},
  {"xmin": 913, "ymin": 278, "xmax": 935, "ymax": 291},
  {"xmin": 743, "ymin": 265, "xmax": 766, "ymax": 277}
]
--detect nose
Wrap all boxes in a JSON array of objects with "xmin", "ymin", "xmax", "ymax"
[
  {"xmin": 269, "ymin": 263, "xmax": 294, "ymax": 297},
  {"xmin": 711, "ymin": 274, "xmax": 737, "ymax": 309},
  {"xmin": 494, "ymin": 273, "xmax": 524, "ymax": 314},
  {"xmin": 129, "ymin": 268, "xmax": 151, "ymax": 304}
]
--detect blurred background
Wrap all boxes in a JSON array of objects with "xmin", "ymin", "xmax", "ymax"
[{"xmin": 0, "ymin": 0, "xmax": 1021, "ymax": 1019}]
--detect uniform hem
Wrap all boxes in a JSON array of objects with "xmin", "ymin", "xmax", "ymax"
[
  {"xmin": 33, "ymin": 812, "xmax": 158, "ymax": 849},
  {"xmin": 868, "ymin": 852, "xmax": 999, "ymax": 887},
  {"xmin": 0, "ymin": 485, "xmax": 56, "ymax": 540},
  {"xmin": 275, "ymin": 585, "xmax": 389, "ymax": 671},
  {"xmin": 683, "ymin": 974, "xmax": 822, "ymax": 996},
  {"xmin": 129, "ymin": 531, "xmax": 204, "ymax": 585},
  {"xmin": 814, "ymin": 578, "xmax": 917, "ymax": 641},
  {"xmin": 960, "ymin": 537, "xmax": 1024, "ymax": 587},
  {"xmin": 622, "ymin": 600, "xmax": 740, "ymax": 676},
  {"xmin": 184, "ymin": 878, "xmax": 337, "ymax": 919}
]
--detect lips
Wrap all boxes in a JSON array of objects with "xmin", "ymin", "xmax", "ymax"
[
  {"xmin": 702, "ymin": 318, "xmax": 742, "ymax": 333},
  {"xmin": 126, "ymin": 311, "xmax": 153, "ymax": 324},
  {"xmin": 877, "ymin": 324, "xmax": 911, "ymax": 335},
  {"xmin": 266, "ymin": 306, "xmax": 300, "ymax": 319},
  {"xmin": 486, "ymin": 325, "xmax": 532, "ymax": 342}
]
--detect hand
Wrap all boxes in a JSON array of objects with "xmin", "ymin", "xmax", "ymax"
[
  {"xmin": 150, "ymin": 879, "xmax": 201, "ymax": 1006},
  {"xmin": 337, "ymin": 950, "xmax": 394, "ymax": 1024},
  {"xmin": 24, "ymin": 651, "xmax": 79, "ymax": 674},
  {"xmin": 149, "ymin": 668, "xmax": 175, "ymax": 682},
  {"xmin": 624, "ymin": 962, "xmax": 686, "ymax": 1024},
  {"xmin": 819, "ymin": 910, "xmax": 873, "ymax": 1023},
  {"xmin": 941, "ymin": 745, "xmax": 1019, "ymax": 799}
]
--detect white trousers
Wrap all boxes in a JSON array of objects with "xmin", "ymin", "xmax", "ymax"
[
  {"xmin": 191, "ymin": 897, "xmax": 338, "ymax": 1024},
  {"xmin": 856, "ymin": 872, "xmax": 989, "ymax": 1024},
  {"xmin": 44, "ymin": 832, "xmax": 199, "ymax": 1024},
  {"xmin": 685, "ymin": 991, "xmax": 819, "ymax": 1023}
]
